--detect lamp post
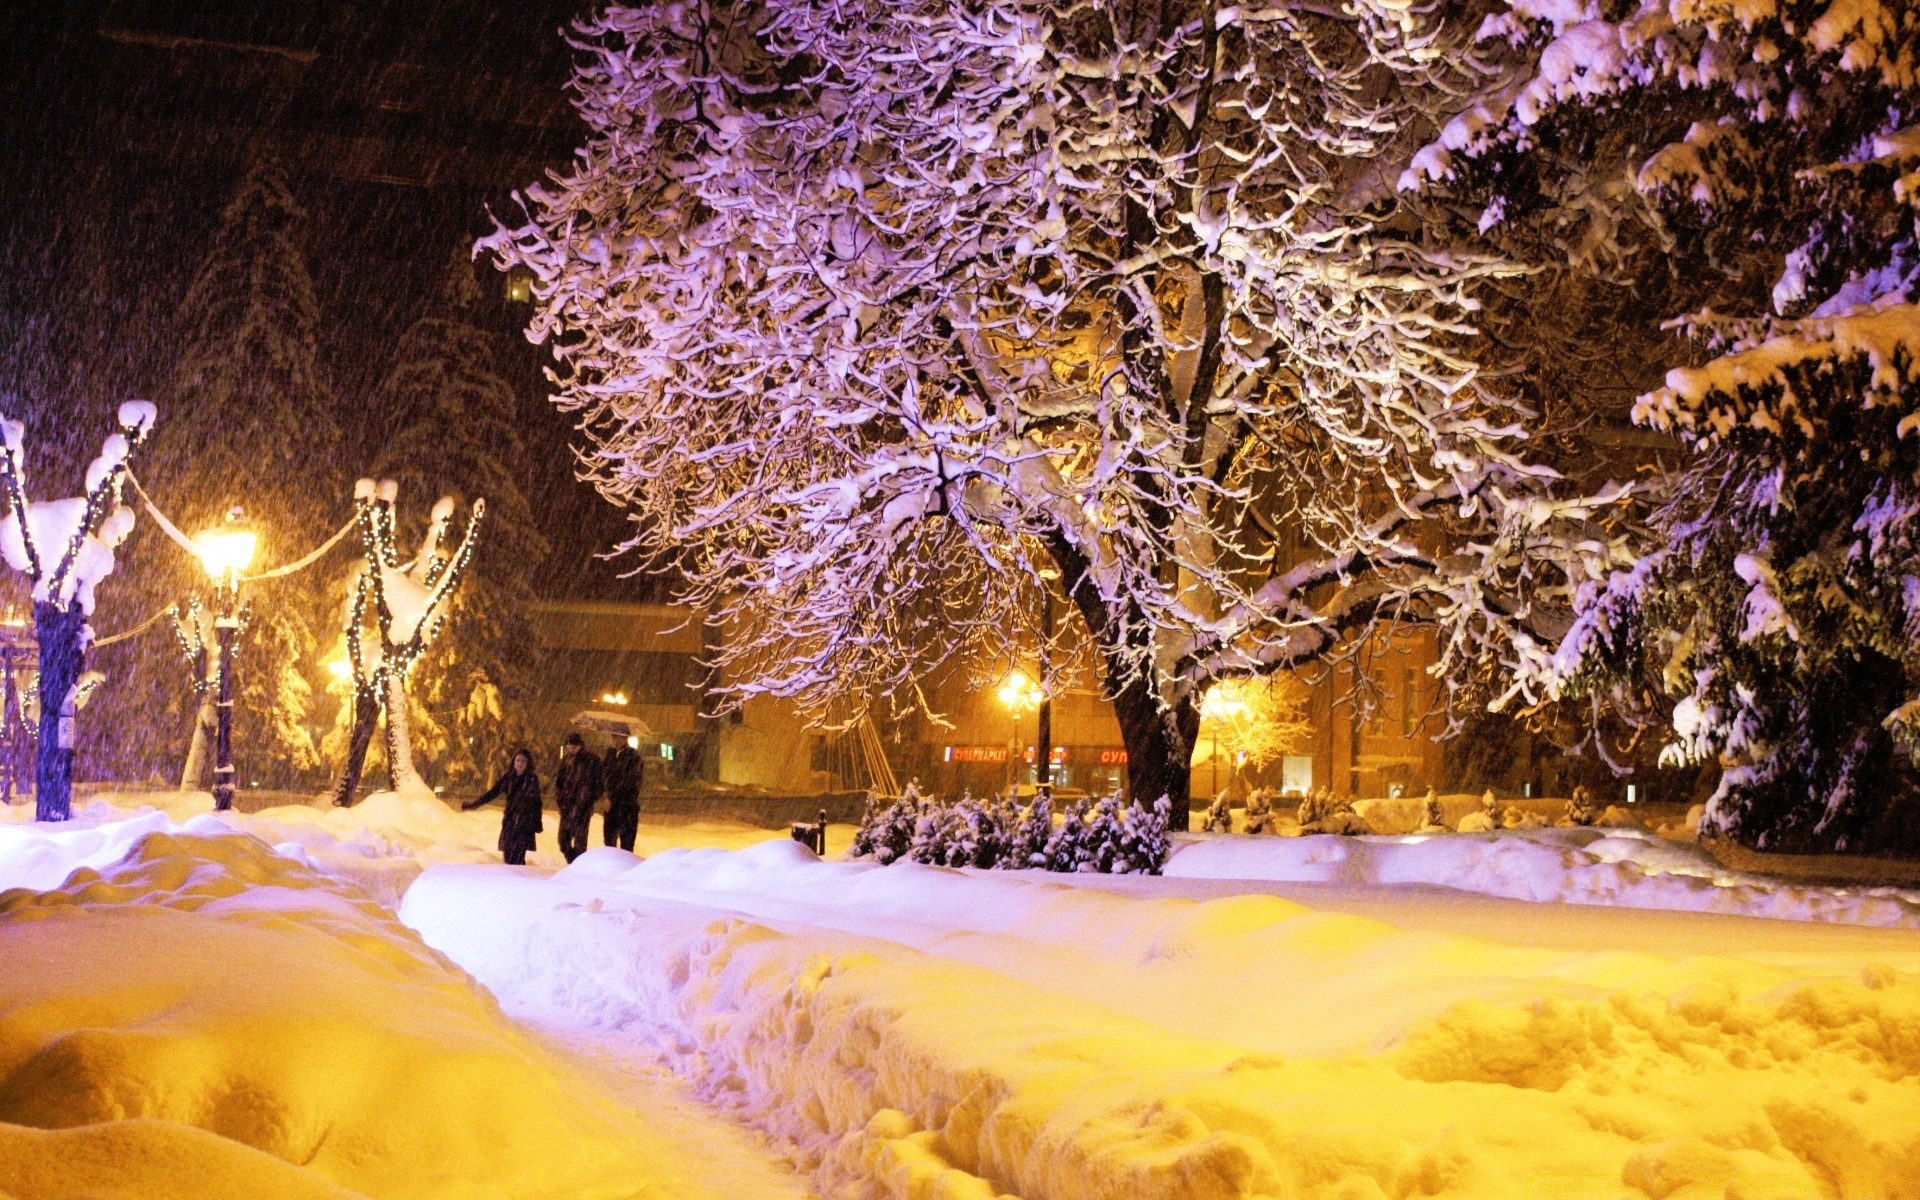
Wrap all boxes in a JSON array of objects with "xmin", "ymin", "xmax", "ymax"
[
  {"xmin": 1035, "ymin": 567, "xmax": 1058, "ymax": 795},
  {"xmin": 1200, "ymin": 684, "xmax": 1248, "ymax": 800},
  {"xmin": 194, "ymin": 516, "xmax": 256, "ymax": 811},
  {"xmin": 996, "ymin": 668, "xmax": 1044, "ymax": 794}
]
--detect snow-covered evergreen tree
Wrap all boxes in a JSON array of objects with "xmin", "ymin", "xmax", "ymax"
[
  {"xmin": 1407, "ymin": 0, "xmax": 1920, "ymax": 853},
  {"xmin": 95, "ymin": 162, "xmax": 345, "ymax": 785},
  {"xmin": 366, "ymin": 249, "xmax": 547, "ymax": 787},
  {"xmin": 483, "ymin": 0, "xmax": 1631, "ymax": 825}
]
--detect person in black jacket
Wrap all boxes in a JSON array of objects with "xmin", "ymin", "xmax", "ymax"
[
  {"xmin": 554, "ymin": 732, "xmax": 603, "ymax": 863},
  {"xmin": 601, "ymin": 738, "xmax": 644, "ymax": 851},
  {"xmin": 463, "ymin": 749, "xmax": 542, "ymax": 865}
]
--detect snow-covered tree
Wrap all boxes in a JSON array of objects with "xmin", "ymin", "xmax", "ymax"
[
  {"xmin": 365, "ymin": 249, "xmax": 548, "ymax": 786},
  {"xmin": 169, "ymin": 597, "xmax": 242, "ymax": 792},
  {"xmin": 484, "ymin": 0, "xmax": 1630, "ymax": 825},
  {"xmin": 1197, "ymin": 675, "xmax": 1311, "ymax": 798},
  {"xmin": 1406, "ymin": 0, "xmax": 1920, "ymax": 853},
  {"xmin": 0, "ymin": 401, "xmax": 155, "ymax": 819},
  {"xmin": 94, "ymin": 162, "xmax": 345, "ymax": 784},
  {"xmin": 332, "ymin": 479, "xmax": 484, "ymax": 800}
]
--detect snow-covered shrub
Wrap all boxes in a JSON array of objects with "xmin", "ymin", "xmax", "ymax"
[
  {"xmin": 851, "ymin": 785, "xmax": 926, "ymax": 866},
  {"xmin": 1241, "ymin": 791, "xmax": 1279, "ymax": 835},
  {"xmin": 1416, "ymin": 789, "xmax": 1448, "ymax": 834},
  {"xmin": 1408, "ymin": 0, "xmax": 1920, "ymax": 854},
  {"xmin": 1045, "ymin": 803, "xmax": 1092, "ymax": 873},
  {"xmin": 852, "ymin": 788, "xmax": 1168, "ymax": 874},
  {"xmin": 1560, "ymin": 786, "xmax": 1600, "ymax": 828},
  {"xmin": 1298, "ymin": 788, "xmax": 1372, "ymax": 836},
  {"xmin": 1003, "ymin": 795, "xmax": 1052, "ymax": 871},
  {"xmin": 1202, "ymin": 795, "xmax": 1234, "ymax": 834},
  {"xmin": 1457, "ymin": 789, "xmax": 1502, "ymax": 834}
]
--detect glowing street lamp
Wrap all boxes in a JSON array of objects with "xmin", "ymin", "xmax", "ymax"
[
  {"xmin": 1200, "ymin": 683, "xmax": 1249, "ymax": 799},
  {"xmin": 194, "ymin": 512, "xmax": 255, "ymax": 811},
  {"xmin": 997, "ymin": 668, "xmax": 1046, "ymax": 792}
]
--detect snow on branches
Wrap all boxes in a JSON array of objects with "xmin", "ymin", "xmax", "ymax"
[
  {"xmin": 484, "ymin": 0, "xmax": 1624, "ymax": 804},
  {"xmin": 340, "ymin": 478, "xmax": 484, "ymax": 796},
  {"xmin": 1408, "ymin": 0, "xmax": 1920, "ymax": 852},
  {"xmin": 0, "ymin": 401, "xmax": 155, "ymax": 616}
]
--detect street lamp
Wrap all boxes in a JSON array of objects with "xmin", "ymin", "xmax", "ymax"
[
  {"xmin": 997, "ymin": 668, "xmax": 1044, "ymax": 792},
  {"xmin": 1200, "ymin": 683, "xmax": 1248, "ymax": 800},
  {"xmin": 193, "ymin": 515, "xmax": 255, "ymax": 811}
]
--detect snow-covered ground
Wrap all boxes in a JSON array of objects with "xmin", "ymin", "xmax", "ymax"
[{"xmin": 7, "ymin": 793, "xmax": 1920, "ymax": 1198}]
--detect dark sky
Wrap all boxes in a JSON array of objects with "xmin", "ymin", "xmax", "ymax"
[{"xmin": 0, "ymin": 0, "xmax": 649, "ymax": 601}]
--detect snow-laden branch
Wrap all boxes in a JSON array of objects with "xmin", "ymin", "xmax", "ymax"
[{"xmin": 484, "ymin": 0, "xmax": 1618, "ymax": 755}]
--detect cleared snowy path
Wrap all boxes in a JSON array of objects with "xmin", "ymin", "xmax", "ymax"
[{"xmin": 531, "ymin": 1024, "xmax": 816, "ymax": 1200}]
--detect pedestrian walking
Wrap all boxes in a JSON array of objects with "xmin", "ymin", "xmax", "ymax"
[
  {"xmin": 554, "ymin": 731, "xmax": 603, "ymax": 863},
  {"xmin": 602, "ymin": 737, "xmax": 644, "ymax": 851},
  {"xmin": 463, "ymin": 749, "xmax": 542, "ymax": 866}
]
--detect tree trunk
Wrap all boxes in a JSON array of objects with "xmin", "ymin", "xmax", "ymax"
[
  {"xmin": 1111, "ymin": 673, "xmax": 1199, "ymax": 829},
  {"xmin": 384, "ymin": 671, "xmax": 426, "ymax": 794},
  {"xmin": 1046, "ymin": 534, "xmax": 1200, "ymax": 830},
  {"xmin": 33, "ymin": 602, "xmax": 84, "ymax": 822},
  {"xmin": 330, "ymin": 688, "xmax": 381, "ymax": 806},
  {"xmin": 180, "ymin": 688, "xmax": 215, "ymax": 792}
]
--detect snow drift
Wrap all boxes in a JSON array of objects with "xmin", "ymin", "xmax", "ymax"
[
  {"xmin": 406, "ymin": 842, "xmax": 1920, "ymax": 1200},
  {"xmin": 0, "ymin": 827, "xmax": 671, "ymax": 1199}
]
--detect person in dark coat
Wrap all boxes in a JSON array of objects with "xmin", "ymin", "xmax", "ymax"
[
  {"xmin": 601, "ymin": 738, "xmax": 644, "ymax": 852},
  {"xmin": 554, "ymin": 732, "xmax": 603, "ymax": 863},
  {"xmin": 463, "ymin": 749, "xmax": 542, "ymax": 865}
]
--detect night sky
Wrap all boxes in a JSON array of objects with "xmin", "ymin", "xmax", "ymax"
[{"xmin": 0, "ymin": 0, "xmax": 645, "ymax": 604}]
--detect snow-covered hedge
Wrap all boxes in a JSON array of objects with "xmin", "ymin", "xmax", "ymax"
[{"xmin": 851, "ymin": 786, "xmax": 1172, "ymax": 875}]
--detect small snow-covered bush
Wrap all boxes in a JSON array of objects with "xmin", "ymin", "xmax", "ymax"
[
  {"xmin": 1242, "ymin": 790, "xmax": 1279, "ymax": 835},
  {"xmin": 1201, "ymin": 795, "xmax": 1234, "ymax": 834},
  {"xmin": 851, "ymin": 789, "xmax": 1170, "ymax": 874},
  {"xmin": 1298, "ymin": 788, "xmax": 1372, "ymax": 836}
]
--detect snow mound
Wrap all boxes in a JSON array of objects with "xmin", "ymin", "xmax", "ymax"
[
  {"xmin": 0, "ymin": 828, "xmax": 665, "ymax": 1199},
  {"xmin": 1167, "ymin": 827, "xmax": 1920, "ymax": 926}
]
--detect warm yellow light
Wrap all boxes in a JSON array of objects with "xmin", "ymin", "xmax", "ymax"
[
  {"xmin": 599, "ymin": 690, "xmax": 629, "ymax": 706},
  {"xmin": 1201, "ymin": 683, "xmax": 1249, "ymax": 721},
  {"xmin": 327, "ymin": 657, "xmax": 353, "ymax": 680},
  {"xmin": 194, "ymin": 528, "xmax": 257, "ymax": 579},
  {"xmin": 997, "ymin": 670, "xmax": 1043, "ymax": 714}
]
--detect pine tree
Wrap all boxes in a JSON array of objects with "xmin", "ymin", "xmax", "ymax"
[
  {"xmin": 1407, "ymin": 0, "xmax": 1920, "ymax": 854},
  {"xmin": 363, "ymin": 248, "xmax": 547, "ymax": 788},
  {"xmin": 92, "ymin": 162, "xmax": 345, "ymax": 787}
]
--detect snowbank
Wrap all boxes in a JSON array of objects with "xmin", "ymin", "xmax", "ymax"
[
  {"xmin": 0, "ymin": 828, "xmax": 671, "ymax": 1199},
  {"xmin": 1167, "ymin": 827, "xmax": 1920, "ymax": 927},
  {"xmin": 1, "ymin": 789, "xmax": 815, "ymax": 905},
  {"xmin": 405, "ymin": 842, "xmax": 1920, "ymax": 1200}
]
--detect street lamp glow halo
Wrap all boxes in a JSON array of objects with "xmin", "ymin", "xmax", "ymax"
[{"xmin": 194, "ymin": 529, "xmax": 258, "ymax": 579}]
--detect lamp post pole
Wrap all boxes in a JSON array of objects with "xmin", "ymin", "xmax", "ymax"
[
  {"xmin": 212, "ymin": 603, "xmax": 238, "ymax": 810},
  {"xmin": 194, "ymin": 514, "xmax": 255, "ymax": 812},
  {"xmin": 1035, "ymin": 587, "xmax": 1053, "ymax": 796}
]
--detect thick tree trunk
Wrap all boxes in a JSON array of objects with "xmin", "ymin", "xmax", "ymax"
[
  {"xmin": 1046, "ymin": 535, "xmax": 1200, "ymax": 830},
  {"xmin": 384, "ymin": 671, "xmax": 426, "ymax": 795},
  {"xmin": 1111, "ymin": 674, "xmax": 1199, "ymax": 830},
  {"xmin": 33, "ymin": 602, "xmax": 84, "ymax": 822},
  {"xmin": 330, "ymin": 688, "xmax": 381, "ymax": 807}
]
